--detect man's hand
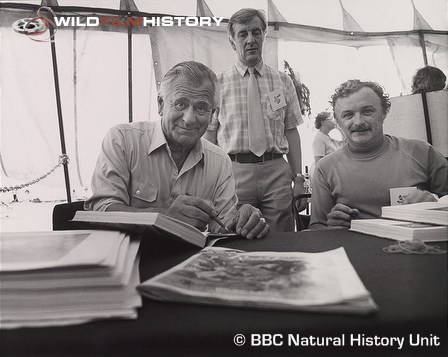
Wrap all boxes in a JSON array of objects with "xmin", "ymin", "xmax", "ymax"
[
  {"xmin": 326, "ymin": 203, "xmax": 360, "ymax": 228},
  {"xmin": 401, "ymin": 189, "xmax": 438, "ymax": 204},
  {"xmin": 225, "ymin": 204, "xmax": 269, "ymax": 239},
  {"xmin": 165, "ymin": 195, "xmax": 215, "ymax": 231},
  {"xmin": 293, "ymin": 178, "xmax": 308, "ymax": 212}
]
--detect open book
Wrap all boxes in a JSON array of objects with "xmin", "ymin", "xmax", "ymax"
[
  {"xmin": 72, "ymin": 211, "xmax": 237, "ymax": 248},
  {"xmin": 138, "ymin": 247, "xmax": 377, "ymax": 315},
  {"xmin": 381, "ymin": 201, "xmax": 448, "ymax": 226},
  {"xmin": 350, "ymin": 219, "xmax": 448, "ymax": 242}
]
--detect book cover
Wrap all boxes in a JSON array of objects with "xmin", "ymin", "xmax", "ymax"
[
  {"xmin": 350, "ymin": 219, "xmax": 448, "ymax": 242},
  {"xmin": 137, "ymin": 247, "xmax": 377, "ymax": 315},
  {"xmin": 72, "ymin": 210, "xmax": 237, "ymax": 248}
]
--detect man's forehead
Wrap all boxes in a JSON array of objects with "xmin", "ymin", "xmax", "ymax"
[
  {"xmin": 169, "ymin": 78, "xmax": 214, "ymax": 101},
  {"xmin": 335, "ymin": 87, "xmax": 381, "ymax": 109},
  {"xmin": 234, "ymin": 17, "xmax": 264, "ymax": 32}
]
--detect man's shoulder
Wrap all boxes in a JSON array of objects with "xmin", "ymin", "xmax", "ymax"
[
  {"xmin": 112, "ymin": 121, "xmax": 155, "ymax": 132},
  {"xmin": 219, "ymin": 65, "xmax": 238, "ymax": 80},
  {"xmin": 263, "ymin": 64, "xmax": 291, "ymax": 81},
  {"xmin": 386, "ymin": 135, "xmax": 431, "ymax": 152},
  {"xmin": 201, "ymin": 138, "xmax": 231, "ymax": 161},
  {"xmin": 316, "ymin": 148, "xmax": 345, "ymax": 170}
]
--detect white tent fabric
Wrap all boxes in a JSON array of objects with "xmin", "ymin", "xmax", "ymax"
[{"xmin": 0, "ymin": 0, "xmax": 447, "ymax": 201}]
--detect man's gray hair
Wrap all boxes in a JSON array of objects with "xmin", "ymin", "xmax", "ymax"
[
  {"xmin": 159, "ymin": 61, "xmax": 219, "ymax": 106},
  {"xmin": 228, "ymin": 8, "xmax": 267, "ymax": 38}
]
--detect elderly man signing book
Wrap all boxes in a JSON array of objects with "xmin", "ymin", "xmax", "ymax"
[{"xmin": 85, "ymin": 61, "xmax": 269, "ymax": 240}]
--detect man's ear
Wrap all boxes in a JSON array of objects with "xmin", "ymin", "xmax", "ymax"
[
  {"xmin": 228, "ymin": 36, "xmax": 236, "ymax": 51},
  {"xmin": 157, "ymin": 95, "xmax": 164, "ymax": 116}
]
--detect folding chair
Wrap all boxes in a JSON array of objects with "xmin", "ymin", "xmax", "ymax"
[
  {"xmin": 292, "ymin": 193, "xmax": 312, "ymax": 231},
  {"xmin": 52, "ymin": 200, "xmax": 85, "ymax": 230}
]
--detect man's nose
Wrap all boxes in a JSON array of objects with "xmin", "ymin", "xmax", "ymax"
[
  {"xmin": 183, "ymin": 106, "xmax": 196, "ymax": 125},
  {"xmin": 352, "ymin": 112, "xmax": 362, "ymax": 124},
  {"xmin": 246, "ymin": 32, "xmax": 255, "ymax": 44}
]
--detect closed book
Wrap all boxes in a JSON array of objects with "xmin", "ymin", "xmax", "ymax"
[
  {"xmin": 350, "ymin": 219, "xmax": 448, "ymax": 242},
  {"xmin": 381, "ymin": 202, "xmax": 448, "ymax": 226}
]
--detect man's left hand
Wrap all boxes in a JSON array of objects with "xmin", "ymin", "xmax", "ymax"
[
  {"xmin": 293, "ymin": 180, "xmax": 308, "ymax": 212},
  {"xmin": 230, "ymin": 204, "xmax": 269, "ymax": 239}
]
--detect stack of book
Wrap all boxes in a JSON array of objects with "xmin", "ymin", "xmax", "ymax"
[
  {"xmin": 0, "ymin": 230, "xmax": 141, "ymax": 329},
  {"xmin": 350, "ymin": 201, "xmax": 448, "ymax": 242}
]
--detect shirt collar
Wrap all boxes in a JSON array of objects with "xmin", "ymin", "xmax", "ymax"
[
  {"xmin": 235, "ymin": 59, "xmax": 264, "ymax": 78},
  {"xmin": 181, "ymin": 139, "xmax": 205, "ymax": 173},
  {"xmin": 147, "ymin": 119, "xmax": 167, "ymax": 155}
]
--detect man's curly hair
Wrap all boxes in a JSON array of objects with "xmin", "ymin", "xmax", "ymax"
[{"xmin": 330, "ymin": 80, "xmax": 391, "ymax": 119}]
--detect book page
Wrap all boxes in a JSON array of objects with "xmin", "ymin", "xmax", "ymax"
[{"xmin": 0, "ymin": 230, "xmax": 125, "ymax": 272}]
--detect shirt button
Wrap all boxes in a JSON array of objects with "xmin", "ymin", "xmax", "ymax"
[{"xmin": 135, "ymin": 189, "xmax": 141, "ymax": 195}]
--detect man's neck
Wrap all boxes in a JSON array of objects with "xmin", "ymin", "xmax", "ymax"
[
  {"xmin": 347, "ymin": 135, "xmax": 386, "ymax": 157},
  {"xmin": 168, "ymin": 143, "xmax": 192, "ymax": 171},
  {"xmin": 238, "ymin": 58, "xmax": 262, "ymax": 68}
]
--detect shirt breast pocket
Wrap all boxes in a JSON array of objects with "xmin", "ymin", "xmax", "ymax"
[
  {"xmin": 130, "ymin": 184, "xmax": 158, "ymax": 208},
  {"xmin": 266, "ymin": 101, "xmax": 284, "ymax": 121}
]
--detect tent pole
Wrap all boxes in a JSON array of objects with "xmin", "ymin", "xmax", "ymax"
[
  {"xmin": 128, "ymin": 15, "xmax": 133, "ymax": 123},
  {"xmin": 419, "ymin": 32, "xmax": 428, "ymax": 66},
  {"xmin": 49, "ymin": 25, "xmax": 72, "ymax": 202},
  {"xmin": 420, "ymin": 92, "xmax": 433, "ymax": 145}
]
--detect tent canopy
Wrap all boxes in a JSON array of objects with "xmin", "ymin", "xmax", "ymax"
[{"xmin": 1, "ymin": 0, "xmax": 447, "ymax": 201}]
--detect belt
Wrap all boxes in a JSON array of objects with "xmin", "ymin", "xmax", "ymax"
[{"xmin": 228, "ymin": 152, "xmax": 283, "ymax": 164}]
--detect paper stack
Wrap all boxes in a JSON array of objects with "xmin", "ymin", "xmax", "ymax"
[{"xmin": 0, "ymin": 230, "xmax": 141, "ymax": 329}]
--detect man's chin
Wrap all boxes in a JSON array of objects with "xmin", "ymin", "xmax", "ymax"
[
  {"xmin": 244, "ymin": 55, "xmax": 261, "ymax": 66},
  {"xmin": 349, "ymin": 133, "xmax": 372, "ymax": 144}
]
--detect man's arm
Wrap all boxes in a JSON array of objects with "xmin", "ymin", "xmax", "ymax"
[
  {"xmin": 285, "ymin": 128, "xmax": 307, "ymax": 211},
  {"xmin": 85, "ymin": 126, "xmax": 133, "ymax": 211}
]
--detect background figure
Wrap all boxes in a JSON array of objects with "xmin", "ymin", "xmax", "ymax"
[
  {"xmin": 309, "ymin": 111, "xmax": 343, "ymax": 183},
  {"xmin": 411, "ymin": 65, "xmax": 446, "ymax": 94},
  {"xmin": 205, "ymin": 8, "xmax": 307, "ymax": 232},
  {"xmin": 312, "ymin": 112, "xmax": 342, "ymax": 164}
]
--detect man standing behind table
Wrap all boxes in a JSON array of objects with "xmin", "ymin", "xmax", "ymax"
[
  {"xmin": 310, "ymin": 79, "xmax": 448, "ymax": 229},
  {"xmin": 85, "ymin": 61, "xmax": 269, "ymax": 239},
  {"xmin": 204, "ymin": 8, "xmax": 307, "ymax": 232}
]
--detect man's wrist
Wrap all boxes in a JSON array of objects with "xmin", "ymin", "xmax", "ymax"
[{"xmin": 293, "ymin": 173, "xmax": 305, "ymax": 182}]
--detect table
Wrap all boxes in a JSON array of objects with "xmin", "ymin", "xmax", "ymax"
[{"xmin": 1, "ymin": 229, "xmax": 447, "ymax": 357}]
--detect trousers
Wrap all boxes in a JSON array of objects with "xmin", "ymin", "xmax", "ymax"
[{"xmin": 232, "ymin": 157, "xmax": 294, "ymax": 232}]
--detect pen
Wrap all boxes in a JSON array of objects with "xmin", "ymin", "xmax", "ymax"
[{"xmin": 209, "ymin": 211, "xmax": 231, "ymax": 233}]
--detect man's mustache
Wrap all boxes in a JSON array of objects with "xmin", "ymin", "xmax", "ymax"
[{"xmin": 351, "ymin": 123, "xmax": 370, "ymax": 132}]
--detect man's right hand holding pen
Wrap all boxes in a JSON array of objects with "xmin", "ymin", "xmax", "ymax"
[{"xmin": 165, "ymin": 194, "xmax": 269, "ymax": 239}]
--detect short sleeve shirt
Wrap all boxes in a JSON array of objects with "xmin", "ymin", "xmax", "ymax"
[{"xmin": 209, "ymin": 60, "xmax": 303, "ymax": 154}]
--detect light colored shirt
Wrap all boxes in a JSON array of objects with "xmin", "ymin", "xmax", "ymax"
[
  {"xmin": 312, "ymin": 131, "xmax": 339, "ymax": 158},
  {"xmin": 85, "ymin": 120, "xmax": 238, "ymax": 232},
  {"xmin": 209, "ymin": 60, "xmax": 303, "ymax": 154},
  {"xmin": 310, "ymin": 135, "xmax": 448, "ymax": 228}
]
